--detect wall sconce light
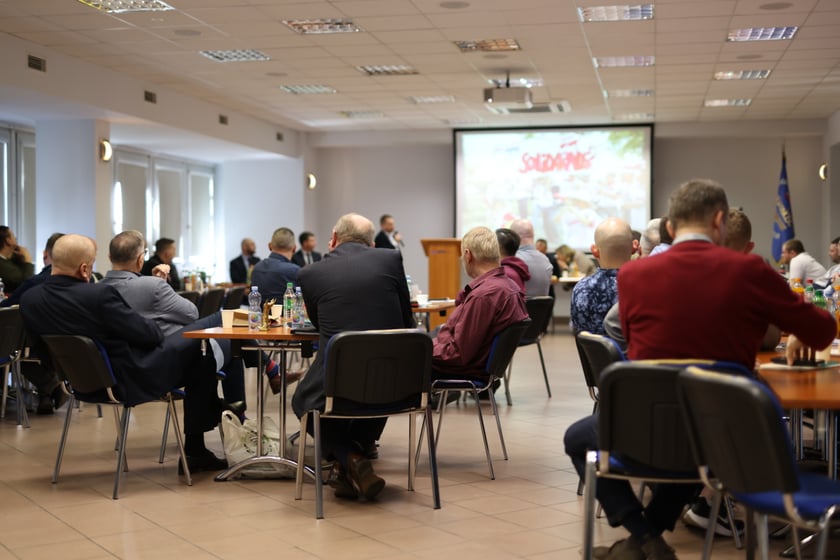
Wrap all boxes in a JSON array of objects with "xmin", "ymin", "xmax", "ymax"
[
  {"xmin": 99, "ymin": 139, "xmax": 113, "ymax": 162},
  {"xmin": 819, "ymin": 163, "xmax": 828, "ymax": 181},
  {"xmin": 306, "ymin": 172, "xmax": 317, "ymax": 190}
]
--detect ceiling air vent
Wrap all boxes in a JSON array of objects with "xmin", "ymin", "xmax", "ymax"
[
  {"xmin": 27, "ymin": 55, "xmax": 46, "ymax": 72},
  {"xmin": 144, "ymin": 90, "xmax": 157, "ymax": 104},
  {"xmin": 486, "ymin": 101, "xmax": 571, "ymax": 115},
  {"xmin": 218, "ymin": 114, "xmax": 228, "ymax": 125}
]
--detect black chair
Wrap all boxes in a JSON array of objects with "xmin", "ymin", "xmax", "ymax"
[
  {"xmin": 503, "ymin": 296, "xmax": 554, "ymax": 405},
  {"xmin": 222, "ymin": 286, "xmax": 247, "ymax": 309},
  {"xmin": 424, "ymin": 319, "xmax": 530, "ymax": 479},
  {"xmin": 41, "ymin": 335, "xmax": 191, "ymax": 499},
  {"xmin": 0, "ymin": 306, "xmax": 30, "ymax": 427},
  {"xmin": 177, "ymin": 290, "xmax": 200, "ymax": 305},
  {"xmin": 294, "ymin": 329, "xmax": 440, "ymax": 519},
  {"xmin": 574, "ymin": 331, "xmax": 625, "ymax": 414},
  {"xmin": 678, "ymin": 366, "xmax": 840, "ymax": 560},
  {"xmin": 197, "ymin": 288, "xmax": 226, "ymax": 318},
  {"xmin": 582, "ymin": 362, "xmax": 706, "ymax": 560}
]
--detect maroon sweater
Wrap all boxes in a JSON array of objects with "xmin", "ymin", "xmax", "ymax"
[{"xmin": 619, "ymin": 239, "xmax": 836, "ymax": 369}]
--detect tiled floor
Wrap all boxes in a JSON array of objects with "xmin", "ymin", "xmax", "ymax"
[{"xmin": 0, "ymin": 326, "xmax": 797, "ymax": 559}]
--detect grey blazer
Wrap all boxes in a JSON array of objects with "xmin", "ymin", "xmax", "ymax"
[{"xmin": 101, "ymin": 270, "xmax": 198, "ymax": 336}]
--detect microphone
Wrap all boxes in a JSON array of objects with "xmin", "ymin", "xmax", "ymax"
[{"xmin": 394, "ymin": 230, "xmax": 405, "ymax": 247}]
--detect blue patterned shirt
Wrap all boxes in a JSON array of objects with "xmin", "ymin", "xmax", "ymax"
[{"xmin": 570, "ymin": 268, "xmax": 619, "ymax": 335}]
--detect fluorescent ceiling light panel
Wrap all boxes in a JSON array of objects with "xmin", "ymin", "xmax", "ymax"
[
  {"xmin": 280, "ymin": 85, "xmax": 337, "ymax": 94},
  {"xmin": 607, "ymin": 88, "xmax": 654, "ymax": 97},
  {"xmin": 613, "ymin": 112, "xmax": 654, "ymax": 120},
  {"xmin": 594, "ymin": 55, "xmax": 655, "ymax": 68},
  {"xmin": 454, "ymin": 38, "xmax": 521, "ymax": 52},
  {"xmin": 283, "ymin": 19, "xmax": 362, "ymax": 34},
  {"xmin": 356, "ymin": 65, "xmax": 418, "ymax": 76},
  {"xmin": 77, "ymin": 0, "xmax": 173, "ymax": 12},
  {"xmin": 199, "ymin": 49, "xmax": 270, "ymax": 62},
  {"xmin": 727, "ymin": 26, "xmax": 797, "ymax": 41},
  {"xmin": 578, "ymin": 4, "xmax": 654, "ymax": 22},
  {"xmin": 704, "ymin": 98, "xmax": 752, "ymax": 107},
  {"xmin": 489, "ymin": 77, "xmax": 544, "ymax": 88},
  {"xmin": 713, "ymin": 69, "xmax": 772, "ymax": 80},
  {"xmin": 409, "ymin": 95, "xmax": 455, "ymax": 104},
  {"xmin": 341, "ymin": 110, "xmax": 384, "ymax": 119}
]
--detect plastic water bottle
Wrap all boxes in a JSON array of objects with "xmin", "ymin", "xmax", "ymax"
[
  {"xmin": 406, "ymin": 275, "xmax": 419, "ymax": 302},
  {"xmin": 247, "ymin": 286, "xmax": 261, "ymax": 330},
  {"xmin": 0, "ymin": 277, "xmax": 5, "ymax": 301},
  {"xmin": 805, "ymin": 279, "xmax": 815, "ymax": 303},
  {"xmin": 293, "ymin": 287, "xmax": 305, "ymax": 327},
  {"xmin": 283, "ymin": 282, "xmax": 296, "ymax": 326}
]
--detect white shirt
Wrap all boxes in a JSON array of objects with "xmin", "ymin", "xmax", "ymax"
[{"xmin": 789, "ymin": 251, "xmax": 828, "ymax": 286}]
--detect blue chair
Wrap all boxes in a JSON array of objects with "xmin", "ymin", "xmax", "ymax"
[
  {"xmin": 41, "ymin": 334, "xmax": 192, "ymax": 499},
  {"xmin": 678, "ymin": 366, "xmax": 840, "ymax": 560}
]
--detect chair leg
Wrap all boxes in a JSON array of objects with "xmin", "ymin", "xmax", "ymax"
[
  {"xmin": 113, "ymin": 406, "xmax": 131, "ymax": 500},
  {"xmin": 295, "ymin": 413, "xmax": 308, "ymax": 501},
  {"xmin": 582, "ymin": 450, "xmax": 597, "ymax": 560},
  {"xmin": 487, "ymin": 387, "xmax": 508, "ymax": 460},
  {"xmin": 1, "ymin": 364, "xmax": 9, "ymax": 419},
  {"xmin": 536, "ymin": 341, "xmax": 551, "ymax": 398},
  {"xmin": 408, "ymin": 413, "xmax": 416, "ymax": 491},
  {"xmin": 12, "ymin": 361, "xmax": 30, "ymax": 428},
  {"xmin": 756, "ymin": 511, "xmax": 770, "ymax": 560},
  {"xmin": 313, "ymin": 411, "xmax": 324, "ymax": 519},
  {"xmin": 425, "ymin": 407, "xmax": 441, "ymax": 509},
  {"xmin": 724, "ymin": 495, "xmax": 742, "ymax": 549},
  {"xmin": 112, "ymin": 407, "xmax": 121, "ymax": 451},
  {"xmin": 159, "ymin": 405, "xmax": 171, "ymax": 463},
  {"xmin": 471, "ymin": 388, "xmax": 495, "ymax": 479},
  {"xmin": 504, "ymin": 359, "xmax": 513, "ymax": 406},
  {"xmin": 52, "ymin": 395, "xmax": 75, "ymax": 483},
  {"xmin": 702, "ymin": 490, "xmax": 722, "ymax": 560},
  {"xmin": 791, "ymin": 526, "xmax": 803, "ymax": 560},
  {"xmin": 166, "ymin": 397, "xmax": 191, "ymax": 486}
]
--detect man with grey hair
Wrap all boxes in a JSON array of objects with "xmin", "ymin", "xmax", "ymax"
[
  {"xmin": 510, "ymin": 218, "xmax": 552, "ymax": 296},
  {"xmin": 570, "ymin": 217, "xmax": 634, "ymax": 335},
  {"xmin": 639, "ymin": 218, "xmax": 661, "ymax": 257},
  {"xmin": 431, "ymin": 226, "xmax": 528, "ymax": 380},
  {"xmin": 292, "ymin": 213, "xmax": 414, "ymax": 502},
  {"xmin": 250, "ymin": 227, "xmax": 300, "ymax": 303}
]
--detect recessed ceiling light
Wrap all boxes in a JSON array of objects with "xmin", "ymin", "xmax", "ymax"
[
  {"xmin": 607, "ymin": 88, "xmax": 654, "ymax": 97},
  {"xmin": 77, "ymin": 0, "xmax": 174, "ymax": 12},
  {"xmin": 440, "ymin": 1, "xmax": 470, "ymax": 8},
  {"xmin": 613, "ymin": 112, "xmax": 654, "ymax": 120},
  {"xmin": 454, "ymin": 39, "xmax": 520, "ymax": 52},
  {"xmin": 578, "ymin": 4, "xmax": 654, "ymax": 22},
  {"xmin": 280, "ymin": 85, "xmax": 337, "ymax": 94},
  {"xmin": 174, "ymin": 29, "xmax": 201, "ymax": 37},
  {"xmin": 340, "ymin": 110, "xmax": 384, "ymax": 119},
  {"xmin": 593, "ymin": 55, "xmax": 655, "ymax": 68},
  {"xmin": 704, "ymin": 98, "xmax": 752, "ymax": 107},
  {"xmin": 714, "ymin": 69, "xmax": 771, "ymax": 80},
  {"xmin": 199, "ymin": 49, "xmax": 270, "ymax": 62},
  {"xmin": 489, "ymin": 77, "xmax": 544, "ymax": 88},
  {"xmin": 409, "ymin": 95, "xmax": 455, "ymax": 104},
  {"xmin": 356, "ymin": 65, "xmax": 418, "ymax": 76},
  {"xmin": 759, "ymin": 2, "xmax": 793, "ymax": 10},
  {"xmin": 282, "ymin": 19, "xmax": 362, "ymax": 34},
  {"xmin": 727, "ymin": 26, "xmax": 798, "ymax": 41}
]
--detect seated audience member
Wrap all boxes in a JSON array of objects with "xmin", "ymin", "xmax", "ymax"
[
  {"xmin": 631, "ymin": 229, "xmax": 643, "ymax": 259},
  {"xmin": 639, "ymin": 218, "xmax": 661, "ymax": 257},
  {"xmin": 825, "ymin": 236, "xmax": 840, "ymax": 284},
  {"xmin": 291, "ymin": 231, "xmax": 322, "ymax": 267},
  {"xmin": 250, "ymin": 227, "xmax": 300, "ymax": 303},
  {"xmin": 511, "ymin": 219, "xmax": 552, "ymax": 296},
  {"xmin": 782, "ymin": 238, "xmax": 828, "ymax": 287},
  {"xmin": 22, "ymin": 234, "xmax": 231, "ymax": 471},
  {"xmin": 0, "ymin": 226, "xmax": 34, "ymax": 293},
  {"xmin": 229, "ymin": 237, "xmax": 260, "ymax": 284},
  {"xmin": 565, "ymin": 179, "xmax": 836, "ymax": 560},
  {"xmin": 570, "ymin": 218, "xmax": 634, "ymax": 335},
  {"xmin": 649, "ymin": 216, "xmax": 674, "ymax": 256},
  {"xmin": 556, "ymin": 244, "xmax": 597, "ymax": 277},
  {"xmin": 536, "ymin": 237, "xmax": 561, "ymax": 298},
  {"xmin": 292, "ymin": 213, "xmax": 415, "ymax": 501},
  {"xmin": 495, "ymin": 228, "xmax": 530, "ymax": 295},
  {"xmin": 141, "ymin": 237, "xmax": 181, "ymax": 292},
  {"xmin": 431, "ymin": 227, "xmax": 529, "ymax": 380}
]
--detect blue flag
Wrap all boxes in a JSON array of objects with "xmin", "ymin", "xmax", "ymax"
[{"xmin": 771, "ymin": 152, "xmax": 794, "ymax": 264}]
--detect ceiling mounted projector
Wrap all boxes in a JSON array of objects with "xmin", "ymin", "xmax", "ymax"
[{"xmin": 483, "ymin": 87, "xmax": 533, "ymax": 109}]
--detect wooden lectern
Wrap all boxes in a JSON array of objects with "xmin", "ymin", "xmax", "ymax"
[{"xmin": 421, "ymin": 238, "xmax": 461, "ymax": 329}]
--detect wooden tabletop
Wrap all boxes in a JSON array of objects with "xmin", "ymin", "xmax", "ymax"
[
  {"xmin": 182, "ymin": 326, "xmax": 319, "ymax": 341},
  {"xmin": 757, "ymin": 350, "xmax": 840, "ymax": 409},
  {"xmin": 415, "ymin": 300, "xmax": 456, "ymax": 313}
]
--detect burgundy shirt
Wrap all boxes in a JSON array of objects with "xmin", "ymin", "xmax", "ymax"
[
  {"xmin": 433, "ymin": 266, "xmax": 529, "ymax": 379},
  {"xmin": 619, "ymin": 239, "xmax": 836, "ymax": 369}
]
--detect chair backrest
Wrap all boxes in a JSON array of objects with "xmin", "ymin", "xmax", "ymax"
[
  {"xmin": 323, "ymin": 329, "xmax": 432, "ymax": 412},
  {"xmin": 677, "ymin": 366, "xmax": 799, "ymax": 495},
  {"xmin": 575, "ymin": 331, "xmax": 625, "ymax": 392},
  {"xmin": 520, "ymin": 296, "xmax": 554, "ymax": 343},
  {"xmin": 222, "ymin": 286, "xmax": 247, "ymax": 309},
  {"xmin": 197, "ymin": 288, "xmax": 226, "ymax": 318},
  {"xmin": 485, "ymin": 319, "xmax": 532, "ymax": 379},
  {"xmin": 41, "ymin": 335, "xmax": 117, "ymax": 395},
  {"xmin": 598, "ymin": 361, "xmax": 695, "ymax": 473},
  {"xmin": 178, "ymin": 290, "xmax": 201, "ymax": 305},
  {"xmin": 0, "ymin": 306, "xmax": 26, "ymax": 362}
]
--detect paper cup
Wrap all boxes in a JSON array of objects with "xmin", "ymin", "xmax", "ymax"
[
  {"xmin": 416, "ymin": 294, "xmax": 429, "ymax": 306},
  {"xmin": 221, "ymin": 309, "xmax": 234, "ymax": 328}
]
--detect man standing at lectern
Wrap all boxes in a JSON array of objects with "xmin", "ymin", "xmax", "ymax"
[{"xmin": 375, "ymin": 214, "xmax": 402, "ymax": 250}]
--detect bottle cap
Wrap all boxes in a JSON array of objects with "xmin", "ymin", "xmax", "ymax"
[{"xmin": 251, "ymin": 286, "xmax": 258, "ymax": 291}]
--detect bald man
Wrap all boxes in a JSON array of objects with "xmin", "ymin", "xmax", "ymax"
[
  {"xmin": 570, "ymin": 217, "xmax": 634, "ymax": 335},
  {"xmin": 510, "ymin": 218, "xmax": 552, "ymax": 296},
  {"xmin": 21, "ymin": 234, "xmax": 227, "ymax": 473}
]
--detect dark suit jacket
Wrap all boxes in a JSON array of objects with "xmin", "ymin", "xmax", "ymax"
[
  {"xmin": 291, "ymin": 243, "xmax": 415, "ymax": 415},
  {"xmin": 229, "ymin": 254, "xmax": 260, "ymax": 284},
  {"xmin": 374, "ymin": 230, "xmax": 399, "ymax": 249},
  {"xmin": 141, "ymin": 255, "xmax": 181, "ymax": 292},
  {"xmin": 291, "ymin": 249, "xmax": 322, "ymax": 267},
  {"xmin": 20, "ymin": 275, "xmax": 196, "ymax": 406}
]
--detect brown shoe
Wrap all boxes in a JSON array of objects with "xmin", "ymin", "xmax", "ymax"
[
  {"xmin": 345, "ymin": 452, "xmax": 385, "ymax": 500},
  {"xmin": 592, "ymin": 537, "xmax": 645, "ymax": 560},
  {"xmin": 326, "ymin": 464, "xmax": 358, "ymax": 499},
  {"xmin": 268, "ymin": 370, "xmax": 304, "ymax": 395},
  {"xmin": 640, "ymin": 535, "xmax": 677, "ymax": 560}
]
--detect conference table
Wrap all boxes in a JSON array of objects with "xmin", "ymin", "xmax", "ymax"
[
  {"xmin": 414, "ymin": 299, "xmax": 456, "ymax": 331},
  {"xmin": 183, "ymin": 325, "xmax": 319, "ymax": 481}
]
